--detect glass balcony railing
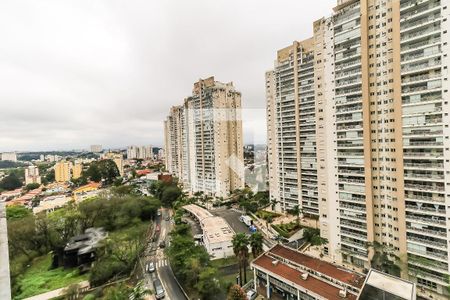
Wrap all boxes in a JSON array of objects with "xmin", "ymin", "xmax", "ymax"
[{"xmin": 404, "ymin": 183, "xmax": 444, "ymax": 191}]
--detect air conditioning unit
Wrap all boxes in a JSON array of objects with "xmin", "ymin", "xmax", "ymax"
[
  {"xmin": 272, "ymin": 260, "xmax": 278, "ymax": 266},
  {"xmin": 301, "ymin": 273, "xmax": 309, "ymax": 280},
  {"xmin": 339, "ymin": 289, "xmax": 347, "ymax": 298}
]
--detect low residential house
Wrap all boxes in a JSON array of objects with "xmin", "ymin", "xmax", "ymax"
[{"xmin": 63, "ymin": 228, "xmax": 107, "ymax": 269}]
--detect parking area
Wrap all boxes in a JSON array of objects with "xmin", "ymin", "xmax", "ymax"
[{"xmin": 212, "ymin": 208, "xmax": 249, "ymax": 234}]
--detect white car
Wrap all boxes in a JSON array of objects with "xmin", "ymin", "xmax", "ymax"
[
  {"xmin": 247, "ymin": 290, "xmax": 257, "ymax": 300},
  {"xmin": 148, "ymin": 261, "xmax": 155, "ymax": 273}
]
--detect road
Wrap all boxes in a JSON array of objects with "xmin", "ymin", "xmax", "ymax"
[
  {"xmin": 212, "ymin": 208, "xmax": 274, "ymax": 251},
  {"xmin": 142, "ymin": 208, "xmax": 188, "ymax": 300}
]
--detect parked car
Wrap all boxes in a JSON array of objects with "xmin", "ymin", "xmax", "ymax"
[{"xmin": 153, "ymin": 279, "xmax": 165, "ymax": 299}]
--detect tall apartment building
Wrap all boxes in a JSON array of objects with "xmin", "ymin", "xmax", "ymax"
[
  {"xmin": 164, "ymin": 105, "xmax": 184, "ymax": 180},
  {"xmin": 267, "ymin": 0, "xmax": 450, "ymax": 298},
  {"xmin": 72, "ymin": 162, "xmax": 83, "ymax": 179},
  {"xmin": 266, "ymin": 71, "xmax": 280, "ymax": 210},
  {"xmin": 1, "ymin": 152, "xmax": 17, "ymax": 162},
  {"xmin": 127, "ymin": 145, "xmax": 153, "ymax": 160},
  {"xmin": 90, "ymin": 145, "xmax": 102, "ymax": 153},
  {"xmin": 164, "ymin": 76, "xmax": 244, "ymax": 198},
  {"xmin": 55, "ymin": 161, "xmax": 72, "ymax": 182},
  {"xmin": 266, "ymin": 40, "xmax": 319, "ymax": 216},
  {"xmin": 25, "ymin": 165, "xmax": 41, "ymax": 185}
]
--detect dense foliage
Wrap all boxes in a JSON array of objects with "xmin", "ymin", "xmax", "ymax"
[
  {"xmin": 167, "ymin": 223, "xmax": 221, "ymax": 300},
  {"xmin": 82, "ymin": 159, "xmax": 119, "ymax": 184},
  {"xmin": 150, "ymin": 180, "xmax": 182, "ymax": 207},
  {"xmin": 0, "ymin": 173, "xmax": 23, "ymax": 191},
  {"xmin": 227, "ymin": 284, "xmax": 247, "ymax": 300},
  {"xmin": 0, "ymin": 161, "xmax": 26, "ymax": 169},
  {"xmin": 8, "ymin": 191, "xmax": 161, "ymax": 297}
]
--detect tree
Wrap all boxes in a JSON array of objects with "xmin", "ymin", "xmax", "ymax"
[
  {"xmin": 287, "ymin": 205, "xmax": 301, "ymax": 225},
  {"xmin": 161, "ymin": 185, "xmax": 181, "ymax": 207},
  {"xmin": 24, "ymin": 182, "xmax": 40, "ymax": 191},
  {"xmin": 45, "ymin": 169, "xmax": 55, "ymax": 183},
  {"xmin": 227, "ymin": 284, "xmax": 247, "ymax": 300},
  {"xmin": 369, "ymin": 241, "xmax": 401, "ymax": 276},
  {"xmin": 196, "ymin": 267, "xmax": 221, "ymax": 300},
  {"xmin": 6, "ymin": 205, "xmax": 31, "ymax": 220},
  {"xmin": 303, "ymin": 227, "xmax": 327, "ymax": 246},
  {"xmin": 102, "ymin": 283, "xmax": 131, "ymax": 300},
  {"xmin": 249, "ymin": 232, "xmax": 264, "ymax": 258},
  {"xmin": 83, "ymin": 159, "xmax": 119, "ymax": 184},
  {"xmin": 129, "ymin": 281, "xmax": 151, "ymax": 300},
  {"xmin": 270, "ymin": 199, "xmax": 278, "ymax": 211},
  {"xmin": 0, "ymin": 173, "xmax": 22, "ymax": 191},
  {"xmin": 232, "ymin": 233, "xmax": 249, "ymax": 285}
]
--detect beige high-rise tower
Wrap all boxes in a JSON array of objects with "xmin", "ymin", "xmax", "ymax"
[
  {"xmin": 164, "ymin": 76, "xmax": 244, "ymax": 198},
  {"xmin": 267, "ymin": 0, "xmax": 450, "ymax": 298},
  {"xmin": 266, "ymin": 40, "xmax": 319, "ymax": 217}
]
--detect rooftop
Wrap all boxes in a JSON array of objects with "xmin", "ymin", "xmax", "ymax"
[
  {"xmin": 358, "ymin": 269, "xmax": 416, "ymax": 300},
  {"xmin": 270, "ymin": 244, "xmax": 365, "ymax": 288},
  {"xmin": 253, "ymin": 254, "xmax": 357, "ymax": 300},
  {"xmin": 183, "ymin": 204, "xmax": 214, "ymax": 221},
  {"xmin": 201, "ymin": 216, "xmax": 235, "ymax": 244},
  {"xmin": 252, "ymin": 244, "xmax": 366, "ymax": 300},
  {"xmin": 183, "ymin": 204, "xmax": 234, "ymax": 244}
]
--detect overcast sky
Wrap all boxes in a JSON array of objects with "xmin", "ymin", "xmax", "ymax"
[{"xmin": 0, "ymin": 0, "xmax": 335, "ymax": 152}]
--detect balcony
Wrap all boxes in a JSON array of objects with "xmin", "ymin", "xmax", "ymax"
[
  {"xmin": 405, "ymin": 194, "xmax": 445, "ymax": 203},
  {"xmin": 340, "ymin": 203, "xmax": 366, "ymax": 212},
  {"xmin": 405, "ymin": 205, "xmax": 446, "ymax": 215},
  {"xmin": 404, "ymin": 183, "xmax": 444, "ymax": 192},
  {"xmin": 408, "ymin": 235, "xmax": 447, "ymax": 249},
  {"xmin": 407, "ymin": 225, "xmax": 446, "ymax": 237},
  {"xmin": 404, "ymin": 172, "xmax": 444, "ymax": 181},
  {"xmin": 401, "ymin": 58, "xmax": 441, "ymax": 74},
  {"xmin": 341, "ymin": 229, "xmax": 367, "ymax": 240},
  {"xmin": 405, "ymin": 214, "xmax": 446, "ymax": 225},
  {"xmin": 404, "ymin": 141, "xmax": 443, "ymax": 147},
  {"xmin": 401, "ymin": 37, "xmax": 441, "ymax": 52},
  {"xmin": 339, "ymin": 177, "xmax": 365, "ymax": 185},
  {"xmin": 340, "ymin": 212, "xmax": 366, "ymax": 221},
  {"xmin": 401, "ymin": 13, "xmax": 441, "ymax": 32}
]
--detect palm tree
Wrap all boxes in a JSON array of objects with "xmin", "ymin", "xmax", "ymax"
[
  {"xmin": 249, "ymin": 232, "xmax": 264, "ymax": 258},
  {"xmin": 288, "ymin": 205, "xmax": 301, "ymax": 225},
  {"xmin": 270, "ymin": 199, "xmax": 278, "ymax": 211},
  {"xmin": 232, "ymin": 233, "xmax": 249, "ymax": 285}
]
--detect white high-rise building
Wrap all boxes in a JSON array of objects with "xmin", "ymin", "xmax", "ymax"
[
  {"xmin": 266, "ymin": 1, "xmax": 450, "ymax": 298},
  {"xmin": 90, "ymin": 145, "xmax": 102, "ymax": 153},
  {"xmin": 1, "ymin": 152, "xmax": 17, "ymax": 162},
  {"xmin": 25, "ymin": 165, "xmax": 41, "ymax": 185},
  {"xmin": 164, "ymin": 76, "xmax": 244, "ymax": 198},
  {"xmin": 127, "ymin": 145, "xmax": 153, "ymax": 160}
]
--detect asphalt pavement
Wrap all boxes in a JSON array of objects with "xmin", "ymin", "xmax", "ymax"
[
  {"xmin": 212, "ymin": 208, "xmax": 249, "ymax": 234},
  {"xmin": 142, "ymin": 208, "xmax": 188, "ymax": 300},
  {"xmin": 212, "ymin": 208, "xmax": 275, "ymax": 251}
]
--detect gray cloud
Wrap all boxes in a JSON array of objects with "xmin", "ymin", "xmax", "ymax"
[{"xmin": 0, "ymin": 0, "xmax": 335, "ymax": 151}]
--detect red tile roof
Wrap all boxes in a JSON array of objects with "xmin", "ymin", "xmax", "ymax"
[
  {"xmin": 270, "ymin": 244, "xmax": 364, "ymax": 288},
  {"xmin": 253, "ymin": 254, "xmax": 358, "ymax": 300}
]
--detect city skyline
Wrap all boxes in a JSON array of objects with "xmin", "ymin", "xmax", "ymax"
[{"xmin": 0, "ymin": 0, "xmax": 335, "ymax": 152}]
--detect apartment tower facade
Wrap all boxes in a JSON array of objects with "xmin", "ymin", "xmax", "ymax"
[
  {"xmin": 267, "ymin": 0, "xmax": 450, "ymax": 298},
  {"xmin": 164, "ymin": 77, "xmax": 244, "ymax": 198}
]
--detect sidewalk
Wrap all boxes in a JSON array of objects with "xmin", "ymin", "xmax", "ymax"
[{"xmin": 23, "ymin": 281, "xmax": 89, "ymax": 300}]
